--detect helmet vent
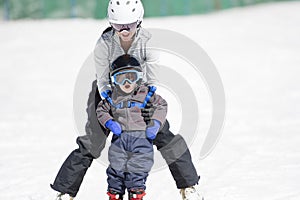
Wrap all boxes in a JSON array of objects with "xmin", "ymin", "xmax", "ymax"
[
  {"xmin": 116, "ymin": 1, "xmax": 120, "ymax": 5},
  {"xmin": 136, "ymin": 1, "xmax": 138, "ymax": 4},
  {"xmin": 111, "ymin": 9, "xmax": 114, "ymax": 13},
  {"xmin": 126, "ymin": 1, "xmax": 130, "ymax": 5},
  {"xmin": 132, "ymin": 8, "xmax": 135, "ymax": 12}
]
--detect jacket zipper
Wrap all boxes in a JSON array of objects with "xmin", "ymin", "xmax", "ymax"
[{"xmin": 124, "ymin": 97, "xmax": 130, "ymax": 131}]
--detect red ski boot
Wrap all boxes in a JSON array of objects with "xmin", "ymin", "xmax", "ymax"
[
  {"xmin": 107, "ymin": 189, "xmax": 123, "ymax": 200},
  {"xmin": 128, "ymin": 189, "xmax": 146, "ymax": 200}
]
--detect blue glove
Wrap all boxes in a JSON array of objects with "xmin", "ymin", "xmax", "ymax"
[
  {"xmin": 146, "ymin": 120, "xmax": 161, "ymax": 140},
  {"xmin": 105, "ymin": 119, "xmax": 122, "ymax": 136}
]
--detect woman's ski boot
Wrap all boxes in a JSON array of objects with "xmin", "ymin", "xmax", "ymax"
[
  {"xmin": 55, "ymin": 193, "xmax": 74, "ymax": 200},
  {"xmin": 180, "ymin": 185, "xmax": 204, "ymax": 200}
]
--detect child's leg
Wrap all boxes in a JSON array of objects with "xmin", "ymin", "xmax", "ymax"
[
  {"xmin": 125, "ymin": 131, "xmax": 154, "ymax": 191},
  {"xmin": 106, "ymin": 167, "xmax": 126, "ymax": 199},
  {"xmin": 107, "ymin": 135, "xmax": 127, "ymax": 196}
]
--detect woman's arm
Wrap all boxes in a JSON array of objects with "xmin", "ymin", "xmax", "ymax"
[
  {"xmin": 149, "ymin": 93, "xmax": 168, "ymax": 126},
  {"xmin": 94, "ymin": 38, "xmax": 111, "ymax": 94},
  {"xmin": 144, "ymin": 48, "xmax": 160, "ymax": 87}
]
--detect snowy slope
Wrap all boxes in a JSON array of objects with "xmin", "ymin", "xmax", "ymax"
[{"xmin": 0, "ymin": 1, "xmax": 300, "ymax": 200}]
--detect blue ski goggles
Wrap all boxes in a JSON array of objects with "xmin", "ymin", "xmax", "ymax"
[{"xmin": 111, "ymin": 70, "xmax": 143, "ymax": 85}]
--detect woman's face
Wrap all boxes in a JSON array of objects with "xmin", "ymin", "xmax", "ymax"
[{"xmin": 116, "ymin": 27, "xmax": 137, "ymax": 42}]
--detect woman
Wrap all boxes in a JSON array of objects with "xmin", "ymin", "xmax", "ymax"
[{"xmin": 51, "ymin": 1, "xmax": 202, "ymax": 200}]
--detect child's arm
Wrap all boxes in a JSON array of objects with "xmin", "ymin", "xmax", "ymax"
[
  {"xmin": 96, "ymin": 99, "xmax": 113, "ymax": 128},
  {"xmin": 96, "ymin": 100, "xmax": 122, "ymax": 136},
  {"xmin": 145, "ymin": 93, "xmax": 167, "ymax": 140}
]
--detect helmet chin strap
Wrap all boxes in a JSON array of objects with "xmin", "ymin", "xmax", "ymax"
[{"xmin": 135, "ymin": 21, "xmax": 142, "ymax": 38}]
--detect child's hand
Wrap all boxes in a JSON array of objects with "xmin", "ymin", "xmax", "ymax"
[
  {"xmin": 146, "ymin": 119, "xmax": 161, "ymax": 140},
  {"xmin": 105, "ymin": 119, "xmax": 122, "ymax": 136}
]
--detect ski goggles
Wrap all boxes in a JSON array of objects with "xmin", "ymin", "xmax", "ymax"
[
  {"xmin": 111, "ymin": 70, "xmax": 143, "ymax": 85},
  {"xmin": 111, "ymin": 22, "xmax": 137, "ymax": 32}
]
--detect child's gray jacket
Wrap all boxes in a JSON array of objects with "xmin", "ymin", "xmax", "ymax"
[{"xmin": 96, "ymin": 85, "xmax": 167, "ymax": 131}]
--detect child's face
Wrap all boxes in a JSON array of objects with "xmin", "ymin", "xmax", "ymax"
[
  {"xmin": 114, "ymin": 69, "xmax": 140, "ymax": 94},
  {"xmin": 119, "ymin": 81, "xmax": 137, "ymax": 94}
]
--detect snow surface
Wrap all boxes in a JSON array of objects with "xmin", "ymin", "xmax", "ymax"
[{"xmin": 1, "ymin": 1, "xmax": 300, "ymax": 200}]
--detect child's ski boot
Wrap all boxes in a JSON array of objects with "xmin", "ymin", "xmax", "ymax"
[
  {"xmin": 107, "ymin": 189, "xmax": 124, "ymax": 200},
  {"xmin": 128, "ymin": 188, "xmax": 146, "ymax": 200}
]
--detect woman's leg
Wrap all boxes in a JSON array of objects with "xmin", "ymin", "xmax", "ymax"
[
  {"xmin": 51, "ymin": 80, "xmax": 109, "ymax": 197},
  {"xmin": 153, "ymin": 120, "xmax": 200, "ymax": 189}
]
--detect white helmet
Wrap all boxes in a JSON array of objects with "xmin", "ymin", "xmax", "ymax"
[{"xmin": 107, "ymin": 0, "xmax": 144, "ymax": 24}]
